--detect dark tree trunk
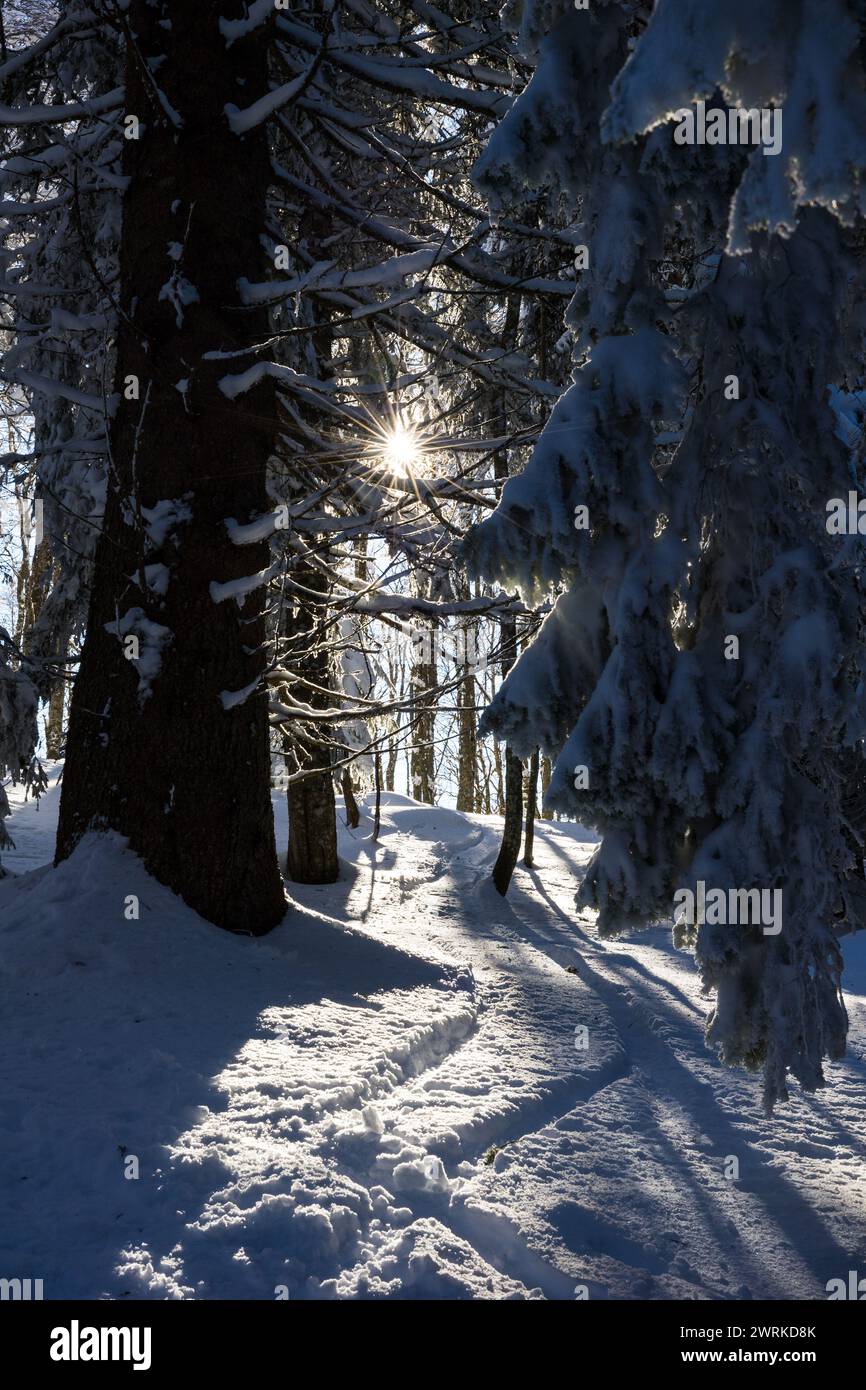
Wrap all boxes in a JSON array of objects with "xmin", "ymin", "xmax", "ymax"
[
  {"xmin": 523, "ymin": 748, "xmax": 539, "ymax": 867},
  {"xmin": 372, "ymin": 750, "xmax": 382, "ymax": 842},
  {"xmin": 492, "ymin": 738, "xmax": 504, "ymax": 814},
  {"xmin": 456, "ymin": 668, "xmax": 477, "ymax": 813},
  {"xmin": 287, "ymin": 767, "xmax": 338, "ymax": 883},
  {"xmin": 493, "ymin": 744, "xmax": 524, "ymax": 895},
  {"xmin": 55, "ymin": 1, "xmax": 285, "ymax": 934},
  {"xmin": 341, "ymin": 769, "xmax": 360, "ymax": 828},
  {"xmin": 489, "ymin": 288, "xmax": 523, "ymax": 893},
  {"xmin": 492, "ymin": 603, "xmax": 523, "ymax": 895},
  {"xmin": 455, "ymin": 607, "xmax": 477, "ymax": 814},
  {"xmin": 285, "ymin": 566, "xmax": 338, "ymax": 884},
  {"xmin": 278, "ymin": 186, "xmax": 339, "ymax": 884},
  {"xmin": 17, "ymin": 535, "xmax": 65, "ymax": 756}
]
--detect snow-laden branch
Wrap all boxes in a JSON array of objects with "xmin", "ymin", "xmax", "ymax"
[
  {"xmin": 349, "ymin": 593, "xmax": 525, "ymax": 618},
  {"xmin": 5, "ymin": 369, "xmax": 110, "ymax": 414},
  {"xmin": 271, "ymin": 166, "xmax": 575, "ymax": 297},
  {"xmin": 220, "ymin": 0, "xmax": 275, "ymax": 46},
  {"xmin": 276, "ymin": 15, "xmax": 510, "ymax": 116},
  {"xmin": 0, "ymin": 86, "xmax": 123, "ymax": 125},
  {"xmin": 209, "ymin": 563, "xmax": 280, "ymax": 605},
  {"xmin": 239, "ymin": 246, "xmax": 445, "ymax": 304},
  {"xmin": 226, "ymin": 73, "xmax": 308, "ymax": 133},
  {"xmin": 0, "ymin": 15, "xmax": 95, "ymax": 85}
]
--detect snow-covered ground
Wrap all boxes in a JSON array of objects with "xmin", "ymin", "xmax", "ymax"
[{"xmin": 2, "ymin": 771, "xmax": 865, "ymax": 1300}]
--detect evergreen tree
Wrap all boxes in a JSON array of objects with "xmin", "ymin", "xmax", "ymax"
[{"xmin": 466, "ymin": 0, "xmax": 866, "ymax": 1107}]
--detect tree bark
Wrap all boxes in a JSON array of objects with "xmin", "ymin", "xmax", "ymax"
[
  {"xmin": 55, "ymin": 2, "xmax": 285, "ymax": 934},
  {"xmin": 341, "ymin": 769, "xmax": 360, "ymax": 828},
  {"xmin": 492, "ymin": 738, "xmax": 504, "ymax": 815},
  {"xmin": 372, "ymin": 750, "xmax": 382, "ymax": 842},
  {"xmin": 385, "ymin": 733, "xmax": 398, "ymax": 792},
  {"xmin": 490, "ymin": 285, "xmax": 523, "ymax": 894},
  {"xmin": 523, "ymin": 748, "xmax": 539, "ymax": 867},
  {"xmin": 492, "ymin": 596, "xmax": 523, "ymax": 894},
  {"xmin": 284, "ymin": 565, "xmax": 338, "ymax": 884},
  {"xmin": 493, "ymin": 744, "xmax": 523, "ymax": 895},
  {"xmin": 280, "ymin": 187, "xmax": 339, "ymax": 884},
  {"xmin": 287, "ymin": 764, "xmax": 338, "ymax": 883},
  {"xmin": 455, "ymin": 602, "xmax": 477, "ymax": 813},
  {"xmin": 540, "ymin": 754, "xmax": 553, "ymax": 819},
  {"xmin": 44, "ymin": 680, "xmax": 64, "ymax": 759},
  {"xmin": 410, "ymin": 624, "xmax": 436, "ymax": 803}
]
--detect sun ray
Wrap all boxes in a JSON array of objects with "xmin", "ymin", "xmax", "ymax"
[{"xmin": 380, "ymin": 422, "xmax": 422, "ymax": 475}]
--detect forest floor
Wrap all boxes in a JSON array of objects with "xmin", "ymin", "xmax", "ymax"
[{"xmin": 2, "ymin": 769, "xmax": 865, "ymax": 1300}]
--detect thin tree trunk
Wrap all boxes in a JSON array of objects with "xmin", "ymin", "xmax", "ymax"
[
  {"xmin": 492, "ymin": 739, "xmax": 504, "ymax": 814},
  {"xmin": 372, "ymin": 750, "xmax": 382, "ymax": 841},
  {"xmin": 339, "ymin": 535, "xmax": 366, "ymax": 832},
  {"xmin": 523, "ymin": 748, "xmax": 539, "ymax": 866},
  {"xmin": 456, "ymin": 672, "xmax": 477, "ymax": 813},
  {"xmin": 285, "ymin": 565, "xmax": 338, "ymax": 884},
  {"xmin": 492, "ymin": 601, "xmax": 523, "ymax": 894},
  {"xmin": 540, "ymin": 755, "xmax": 553, "ymax": 819},
  {"xmin": 385, "ymin": 733, "xmax": 397, "ymax": 792},
  {"xmin": 282, "ymin": 189, "xmax": 339, "ymax": 884},
  {"xmin": 17, "ymin": 533, "xmax": 65, "ymax": 757},
  {"xmin": 410, "ymin": 625, "xmax": 436, "ymax": 803},
  {"xmin": 56, "ymin": 2, "xmax": 285, "ymax": 934},
  {"xmin": 44, "ymin": 681, "xmax": 64, "ymax": 759},
  {"xmin": 490, "ymin": 285, "xmax": 523, "ymax": 894},
  {"xmin": 493, "ymin": 745, "xmax": 523, "ymax": 895},
  {"xmin": 342, "ymin": 769, "xmax": 360, "ymax": 828},
  {"xmin": 455, "ymin": 593, "xmax": 477, "ymax": 813}
]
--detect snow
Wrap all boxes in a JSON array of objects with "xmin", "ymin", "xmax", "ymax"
[
  {"xmin": 220, "ymin": 0, "xmax": 275, "ymax": 47},
  {"xmin": 103, "ymin": 609, "xmax": 172, "ymax": 703},
  {"xmin": 209, "ymin": 564, "xmax": 279, "ymax": 605},
  {"xmin": 158, "ymin": 269, "xmax": 199, "ymax": 330},
  {"xmin": 139, "ymin": 497, "xmax": 192, "ymax": 549},
  {"xmin": 225, "ymin": 75, "xmax": 308, "ymax": 135},
  {"xmin": 0, "ymin": 86, "xmax": 123, "ymax": 126},
  {"xmin": 219, "ymin": 679, "xmax": 260, "ymax": 711},
  {"xmin": 2, "ymin": 777, "xmax": 866, "ymax": 1300}
]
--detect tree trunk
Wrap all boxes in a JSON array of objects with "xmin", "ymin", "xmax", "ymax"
[
  {"xmin": 285, "ymin": 565, "xmax": 338, "ymax": 884},
  {"xmin": 492, "ymin": 598, "xmax": 523, "ymax": 894},
  {"xmin": 55, "ymin": 2, "xmax": 285, "ymax": 934},
  {"xmin": 490, "ymin": 287, "xmax": 522, "ymax": 893},
  {"xmin": 523, "ymin": 748, "xmax": 539, "ymax": 867},
  {"xmin": 372, "ymin": 750, "xmax": 382, "ymax": 842},
  {"xmin": 287, "ymin": 765, "xmax": 338, "ymax": 883},
  {"xmin": 341, "ymin": 769, "xmax": 360, "ymax": 828},
  {"xmin": 44, "ymin": 681, "xmax": 64, "ymax": 759},
  {"xmin": 493, "ymin": 745, "xmax": 523, "ymax": 895},
  {"xmin": 492, "ymin": 739, "xmax": 504, "ymax": 814},
  {"xmin": 385, "ymin": 733, "xmax": 397, "ymax": 792},
  {"xmin": 279, "ymin": 188, "xmax": 339, "ymax": 883},
  {"xmin": 456, "ymin": 668, "xmax": 477, "ymax": 813},
  {"xmin": 410, "ymin": 624, "xmax": 436, "ymax": 803},
  {"xmin": 540, "ymin": 755, "xmax": 553, "ymax": 819},
  {"xmin": 455, "ymin": 604, "xmax": 477, "ymax": 813}
]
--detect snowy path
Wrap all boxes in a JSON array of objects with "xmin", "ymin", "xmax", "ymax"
[{"xmin": 1, "ymin": 779, "xmax": 865, "ymax": 1299}]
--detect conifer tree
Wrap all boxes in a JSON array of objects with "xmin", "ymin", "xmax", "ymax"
[{"xmin": 467, "ymin": 0, "xmax": 866, "ymax": 1107}]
